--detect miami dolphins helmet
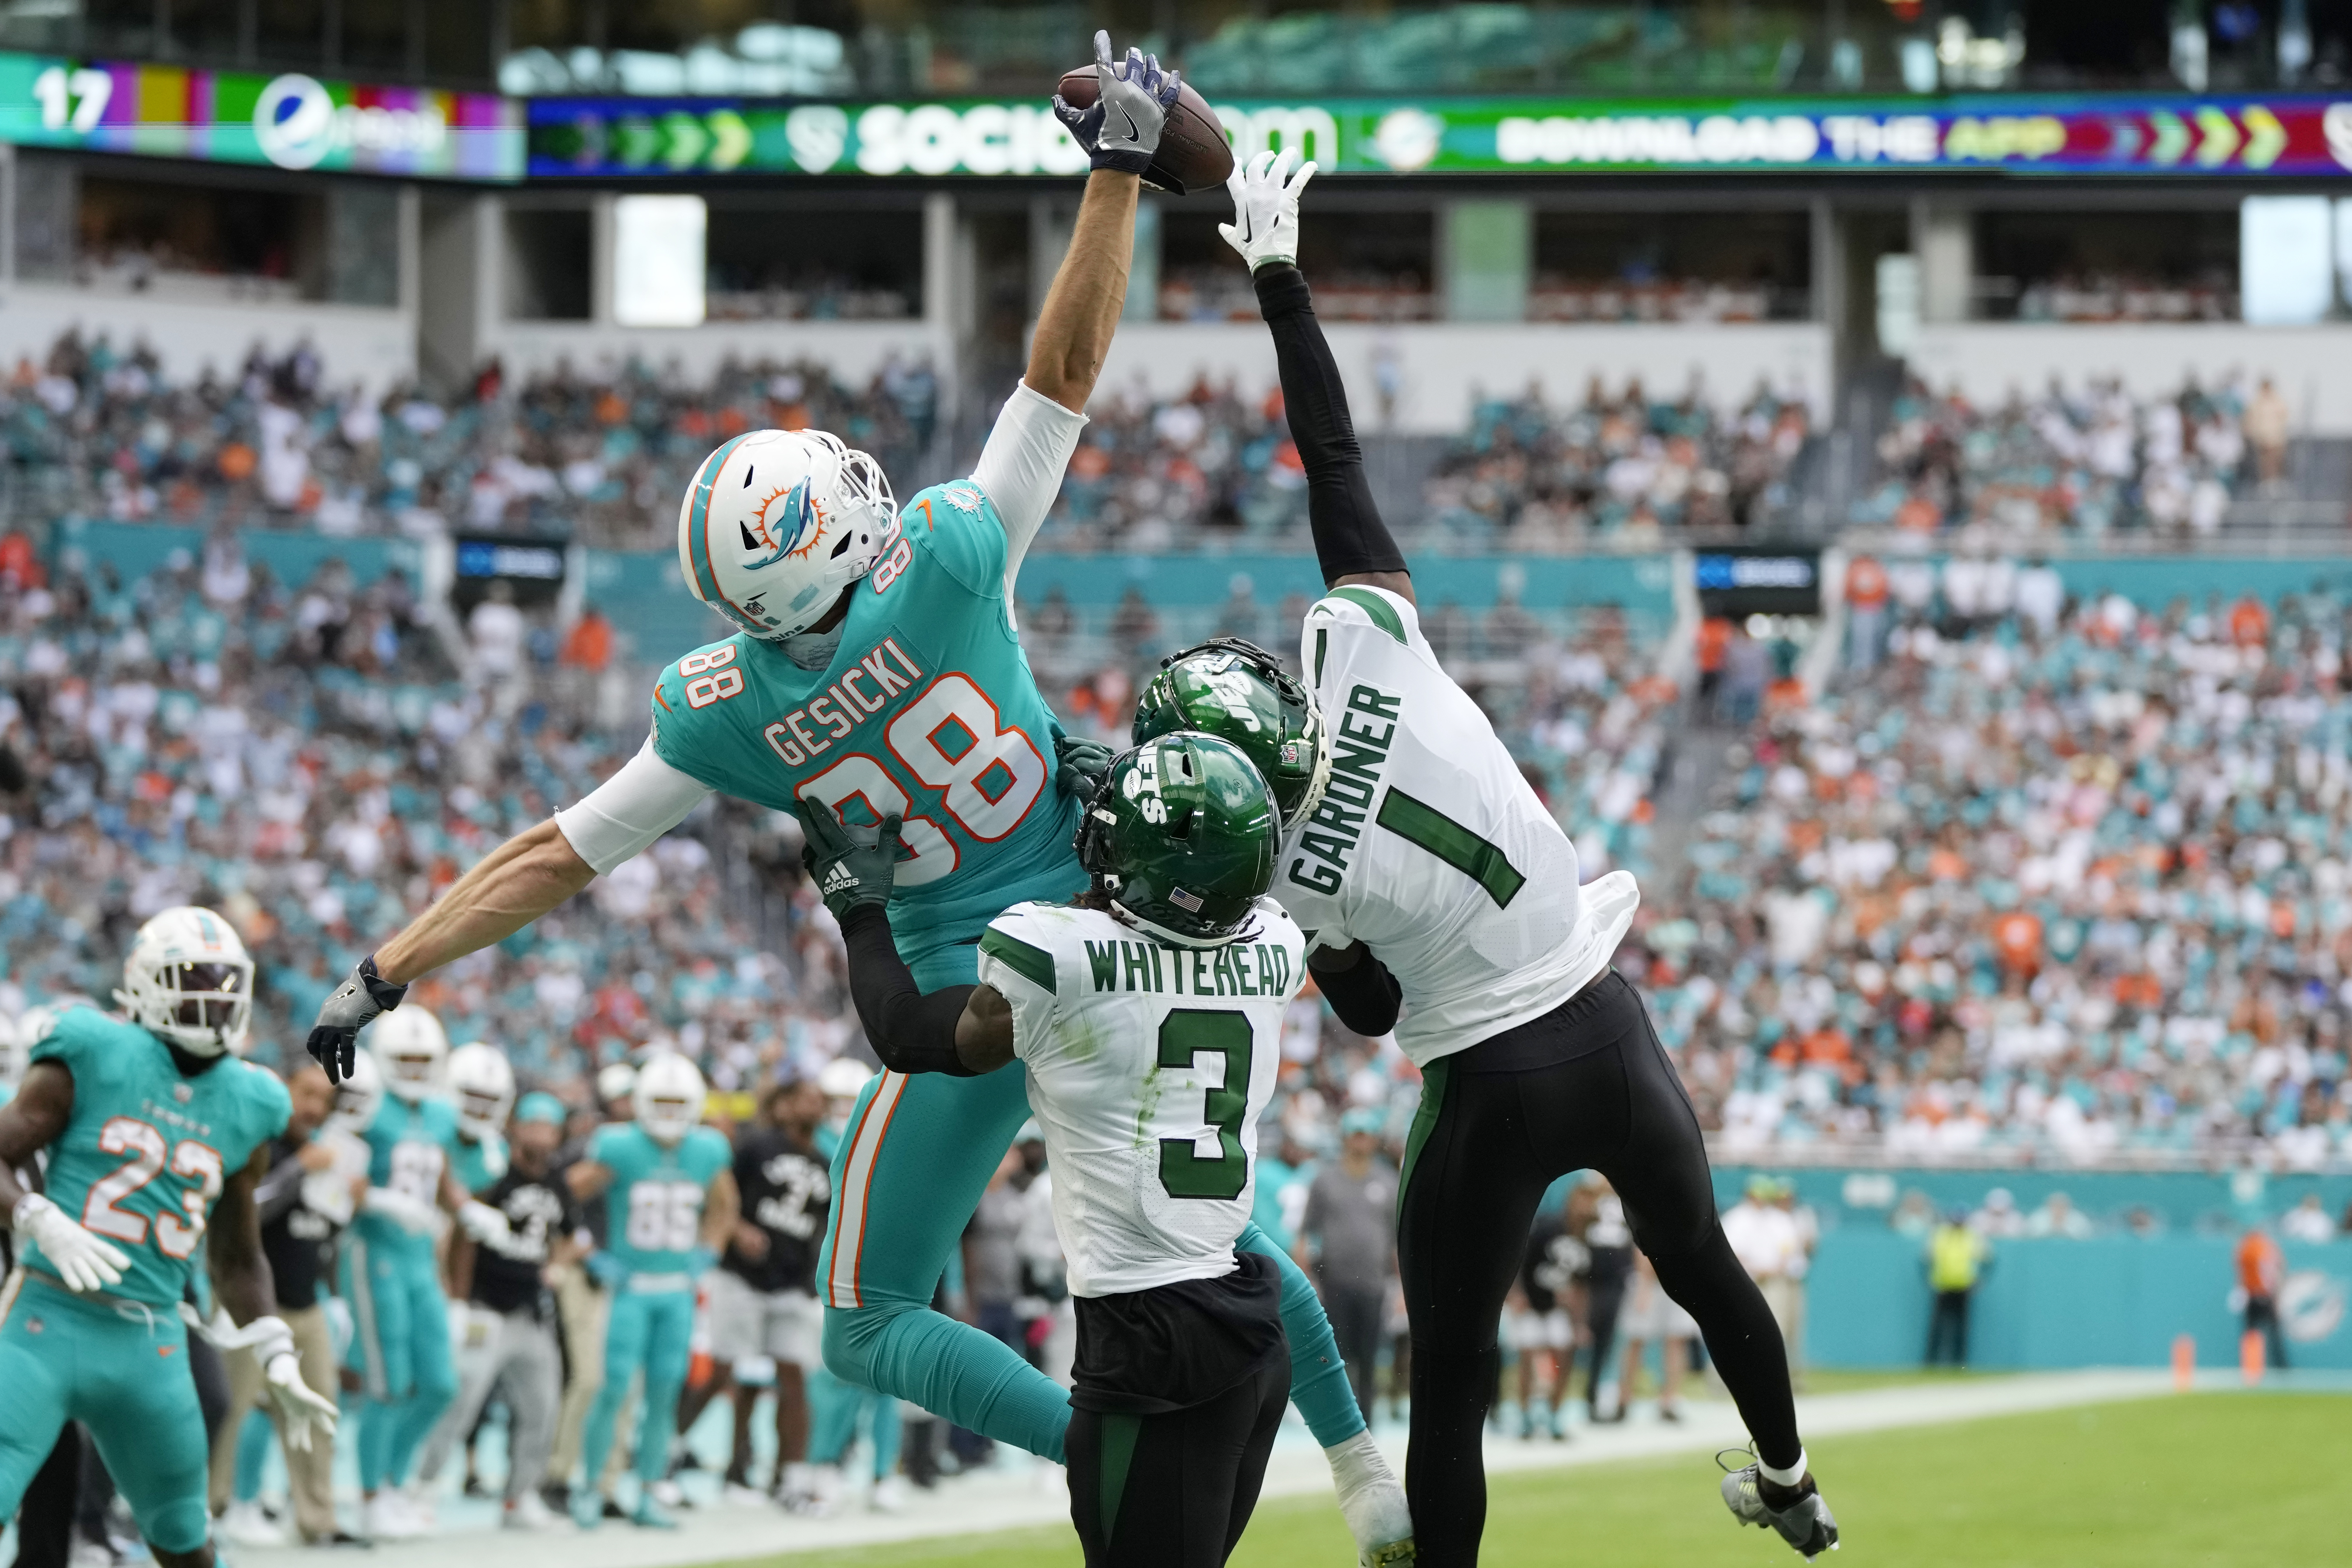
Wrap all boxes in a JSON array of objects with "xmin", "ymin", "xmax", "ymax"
[
  {"xmin": 117, "ymin": 906, "xmax": 255, "ymax": 1057},
  {"xmin": 447, "ymin": 1042, "xmax": 517, "ymax": 1141},
  {"xmin": 634, "ymin": 1051, "xmax": 708, "ymax": 1146},
  {"xmin": 330, "ymin": 1048, "xmax": 385, "ymax": 1135},
  {"xmin": 1075, "ymin": 731, "xmax": 1281, "ymax": 948},
  {"xmin": 1132, "ymin": 637, "xmax": 1331, "ymax": 832},
  {"xmin": 371, "ymin": 1007, "xmax": 450, "ymax": 1103},
  {"xmin": 677, "ymin": 428, "xmax": 897, "ymax": 639}
]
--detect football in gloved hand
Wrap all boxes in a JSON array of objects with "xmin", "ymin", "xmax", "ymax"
[{"xmin": 1053, "ymin": 66, "xmax": 1232, "ymax": 194}]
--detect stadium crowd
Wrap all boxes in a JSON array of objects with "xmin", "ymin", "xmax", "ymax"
[
  {"xmin": 1659, "ymin": 566, "xmax": 2352, "ymax": 1170},
  {"xmin": 0, "ymin": 333, "xmax": 938, "ymax": 552},
  {"xmin": 1423, "ymin": 378, "xmax": 1814, "ymax": 542},
  {"xmin": 1858, "ymin": 371, "xmax": 2295, "ymax": 536}
]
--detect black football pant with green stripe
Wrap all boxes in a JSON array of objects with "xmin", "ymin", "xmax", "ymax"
[
  {"xmin": 1397, "ymin": 971, "xmax": 1802, "ymax": 1568},
  {"xmin": 1066, "ymin": 1364, "xmax": 1288, "ymax": 1568}
]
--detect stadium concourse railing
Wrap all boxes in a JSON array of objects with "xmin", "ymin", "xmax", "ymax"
[{"xmin": 42, "ymin": 516, "xmax": 2352, "ymax": 658}]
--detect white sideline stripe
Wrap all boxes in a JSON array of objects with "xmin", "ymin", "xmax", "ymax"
[
  {"xmin": 221, "ymin": 1370, "xmax": 2194, "ymax": 1568},
  {"xmin": 824, "ymin": 1072, "xmax": 906, "ymax": 1308}
]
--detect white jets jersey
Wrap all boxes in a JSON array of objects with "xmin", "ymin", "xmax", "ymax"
[
  {"xmin": 1280, "ymin": 584, "xmax": 1640, "ymax": 1067},
  {"xmin": 977, "ymin": 897, "xmax": 1305, "ymax": 1298}
]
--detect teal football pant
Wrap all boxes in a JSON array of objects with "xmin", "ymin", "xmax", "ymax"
[
  {"xmin": 817, "ymin": 944, "xmax": 1362, "ymax": 1465},
  {"xmin": 0, "ymin": 1272, "xmax": 212, "ymax": 1554},
  {"xmin": 342, "ymin": 1231, "xmax": 458, "ymax": 1492},
  {"xmin": 582, "ymin": 1286, "xmax": 696, "ymax": 1489},
  {"xmin": 806, "ymin": 1365, "xmax": 903, "ymax": 1479}
]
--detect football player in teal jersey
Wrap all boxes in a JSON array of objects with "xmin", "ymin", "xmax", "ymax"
[
  {"xmin": 342, "ymin": 1009, "xmax": 513, "ymax": 1539},
  {"xmin": 301, "ymin": 32, "xmax": 1411, "ymax": 1564},
  {"xmin": 0, "ymin": 1013, "xmax": 19, "ymax": 1110},
  {"xmin": 0, "ymin": 909, "xmax": 340, "ymax": 1568},
  {"xmin": 448, "ymin": 1042, "xmax": 516, "ymax": 1195},
  {"xmin": 563, "ymin": 1052, "xmax": 736, "ymax": 1528}
]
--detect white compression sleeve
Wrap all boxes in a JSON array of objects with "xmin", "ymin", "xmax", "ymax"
[
  {"xmin": 552, "ymin": 737, "xmax": 714, "ymax": 875},
  {"xmin": 971, "ymin": 379, "xmax": 1088, "ymax": 592}
]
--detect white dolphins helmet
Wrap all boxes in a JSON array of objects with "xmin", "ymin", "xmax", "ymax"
[
  {"xmin": 116, "ymin": 906, "xmax": 255, "ymax": 1057},
  {"xmin": 447, "ymin": 1043, "xmax": 516, "ymax": 1141},
  {"xmin": 330, "ymin": 1047, "xmax": 385, "ymax": 1134},
  {"xmin": 596, "ymin": 1061, "xmax": 639, "ymax": 1110},
  {"xmin": 676, "ymin": 427, "xmax": 897, "ymax": 639},
  {"xmin": 371, "ymin": 1008, "xmax": 450, "ymax": 1103},
  {"xmin": 817, "ymin": 1056, "xmax": 873, "ymax": 1107},
  {"xmin": 632, "ymin": 1052, "xmax": 707, "ymax": 1146}
]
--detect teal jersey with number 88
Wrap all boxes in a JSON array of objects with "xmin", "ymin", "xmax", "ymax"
[{"xmin": 657, "ymin": 477, "xmax": 1085, "ymax": 979}]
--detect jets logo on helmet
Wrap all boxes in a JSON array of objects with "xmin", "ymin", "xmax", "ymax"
[
  {"xmin": 678, "ymin": 427, "xmax": 897, "ymax": 639},
  {"xmin": 1076, "ymin": 732, "xmax": 1281, "ymax": 948},
  {"xmin": 1133, "ymin": 637, "xmax": 1331, "ymax": 833},
  {"xmin": 116, "ymin": 906, "xmax": 256, "ymax": 1057}
]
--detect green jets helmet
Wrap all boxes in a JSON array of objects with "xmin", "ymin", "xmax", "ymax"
[
  {"xmin": 1131, "ymin": 637, "xmax": 1331, "ymax": 832},
  {"xmin": 1075, "ymin": 731, "xmax": 1281, "ymax": 948}
]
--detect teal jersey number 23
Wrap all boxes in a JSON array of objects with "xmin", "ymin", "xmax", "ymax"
[
  {"xmin": 657, "ymin": 477, "xmax": 1085, "ymax": 950},
  {"xmin": 23, "ymin": 1007, "xmax": 291, "ymax": 1308}
]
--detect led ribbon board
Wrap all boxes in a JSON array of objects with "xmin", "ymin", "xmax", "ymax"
[
  {"xmin": 527, "ymin": 92, "xmax": 2352, "ymax": 179},
  {"xmin": 0, "ymin": 50, "xmax": 523, "ymax": 179}
]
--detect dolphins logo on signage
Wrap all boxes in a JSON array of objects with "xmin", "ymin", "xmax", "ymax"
[{"xmin": 2282, "ymin": 1270, "xmax": 2346, "ymax": 1344}]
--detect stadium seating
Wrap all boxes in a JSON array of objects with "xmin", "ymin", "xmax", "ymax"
[
  {"xmin": 1855, "ymin": 372, "xmax": 2276, "ymax": 535},
  {"xmin": 1663, "ymin": 581, "xmax": 2352, "ymax": 1171}
]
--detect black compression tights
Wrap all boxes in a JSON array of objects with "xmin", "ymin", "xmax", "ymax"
[{"xmin": 1397, "ymin": 973, "xmax": 1801, "ymax": 1568}]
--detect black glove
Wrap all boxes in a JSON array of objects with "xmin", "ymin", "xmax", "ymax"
[
  {"xmin": 1053, "ymin": 29, "xmax": 1180, "ymax": 177},
  {"xmin": 1054, "ymin": 733, "xmax": 1115, "ymax": 802},
  {"xmin": 306, "ymin": 955, "xmax": 407, "ymax": 1082},
  {"xmin": 798, "ymin": 805, "xmax": 905, "ymax": 921}
]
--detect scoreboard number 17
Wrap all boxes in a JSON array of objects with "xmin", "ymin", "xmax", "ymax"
[{"xmin": 33, "ymin": 66, "xmax": 113, "ymax": 134}]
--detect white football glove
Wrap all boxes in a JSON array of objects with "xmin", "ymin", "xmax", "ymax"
[
  {"xmin": 194, "ymin": 1312, "xmax": 340, "ymax": 1453},
  {"xmin": 1220, "ymin": 146, "xmax": 1317, "ymax": 273},
  {"xmin": 362, "ymin": 1186, "xmax": 441, "ymax": 1236},
  {"xmin": 457, "ymin": 1200, "xmax": 511, "ymax": 1245},
  {"xmin": 11, "ymin": 1193, "xmax": 130, "ymax": 1293}
]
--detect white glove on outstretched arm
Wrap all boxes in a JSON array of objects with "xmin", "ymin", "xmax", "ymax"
[
  {"xmin": 457, "ymin": 1200, "xmax": 511, "ymax": 1245},
  {"xmin": 1220, "ymin": 146, "xmax": 1317, "ymax": 273},
  {"xmin": 362, "ymin": 1186, "xmax": 442, "ymax": 1236},
  {"xmin": 11, "ymin": 1193, "xmax": 130, "ymax": 1293},
  {"xmin": 196, "ymin": 1312, "xmax": 340, "ymax": 1452}
]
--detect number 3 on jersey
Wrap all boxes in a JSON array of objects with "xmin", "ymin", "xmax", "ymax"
[
  {"xmin": 1157, "ymin": 1011, "xmax": 1253, "ymax": 1201},
  {"xmin": 795, "ymin": 673, "xmax": 1045, "ymax": 889}
]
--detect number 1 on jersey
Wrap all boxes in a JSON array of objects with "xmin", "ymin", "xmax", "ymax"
[{"xmin": 1156, "ymin": 1010, "xmax": 1254, "ymax": 1201}]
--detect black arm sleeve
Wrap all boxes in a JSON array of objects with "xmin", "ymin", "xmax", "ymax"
[
  {"xmin": 1310, "ymin": 946, "xmax": 1403, "ymax": 1038},
  {"xmin": 1255, "ymin": 263, "xmax": 1408, "ymax": 586},
  {"xmin": 840, "ymin": 907, "xmax": 980, "ymax": 1077}
]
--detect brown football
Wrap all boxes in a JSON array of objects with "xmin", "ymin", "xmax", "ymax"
[{"xmin": 1054, "ymin": 65, "xmax": 1233, "ymax": 196}]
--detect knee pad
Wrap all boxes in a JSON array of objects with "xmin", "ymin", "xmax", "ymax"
[
  {"xmin": 819, "ymin": 1304, "xmax": 892, "ymax": 1389},
  {"xmin": 141, "ymin": 1496, "xmax": 211, "ymax": 1557}
]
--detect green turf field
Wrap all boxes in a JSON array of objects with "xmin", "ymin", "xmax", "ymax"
[{"xmin": 719, "ymin": 1392, "xmax": 2349, "ymax": 1568}]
